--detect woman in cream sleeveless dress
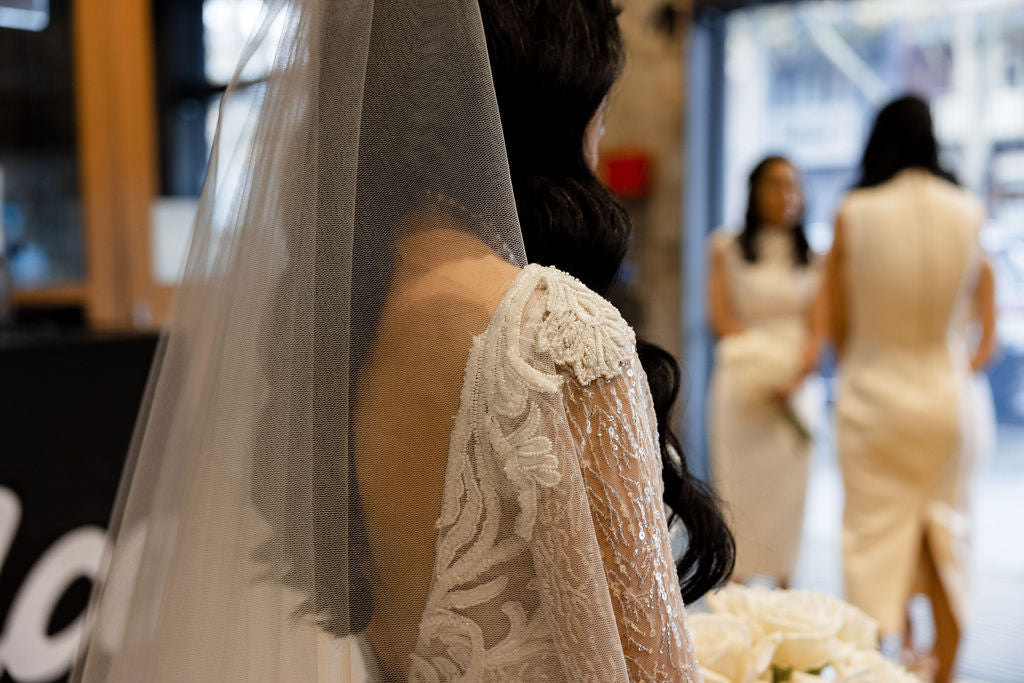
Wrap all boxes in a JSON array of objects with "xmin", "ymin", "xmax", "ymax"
[
  {"xmin": 708, "ymin": 156, "xmax": 824, "ymax": 585},
  {"xmin": 826, "ymin": 97, "xmax": 984, "ymax": 683}
]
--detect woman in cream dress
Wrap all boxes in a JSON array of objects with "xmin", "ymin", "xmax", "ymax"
[
  {"xmin": 825, "ymin": 96, "xmax": 994, "ymax": 683},
  {"xmin": 708, "ymin": 156, "xmax": 825, "ymax": 586}
]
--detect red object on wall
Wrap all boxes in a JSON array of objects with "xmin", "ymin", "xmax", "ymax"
[{"xmin": 602, "ymin": 149, "xmax": 651, "ymax": 199}]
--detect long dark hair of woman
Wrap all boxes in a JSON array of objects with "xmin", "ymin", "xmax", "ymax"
[
  {"xmin": 480, "ymin": 0, "xmax": 734, "ymax": 603},
  {"xmin": 738, "ymin": 155, "xmax": 811, "ymax": 267},
  {"xmin": 856, "ymin": 94, "xmax": 957, "ymax": 189}
]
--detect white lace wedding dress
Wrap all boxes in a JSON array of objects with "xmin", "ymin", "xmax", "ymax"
[{"xmin": 398, "ymin": 263, "xmax": 700, "ymax": 682}]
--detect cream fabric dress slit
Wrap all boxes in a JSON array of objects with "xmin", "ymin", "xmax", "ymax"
[{"xmin": 836, "ymin": 169, "xmax": 983, "ymax": 636}]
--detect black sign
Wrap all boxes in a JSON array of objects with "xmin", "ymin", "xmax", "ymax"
[{"xmin": 0, "ymin": 332, "xmax": 156, "ymax": 683}]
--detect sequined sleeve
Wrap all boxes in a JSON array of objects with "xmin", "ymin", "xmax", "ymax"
[
  {"xmin": 410, "ymin": 265, "xmax": 700, "ymax": 681},
  {"xmin": 563, "ymin": 354, "xmax": 701, "ymax": 682}
]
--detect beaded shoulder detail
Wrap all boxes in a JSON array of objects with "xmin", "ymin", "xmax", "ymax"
[{"xmin": 529, "ymin": 265, "xmax": 636, "ymax": 385}]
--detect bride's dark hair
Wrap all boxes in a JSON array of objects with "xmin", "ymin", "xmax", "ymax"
[{"xmin": 479, "ymin": 0, "xmax": 734, "ymax": 603}]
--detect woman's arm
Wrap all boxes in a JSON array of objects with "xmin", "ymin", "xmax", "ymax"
[
  {"xmin": 805, "ymin": 256, "xmax": 828, "ymax": 370},
  {"xmin": 970, "ymin": 258, "xmax": 998, "ymax": 372},
  {"xmin": 823, "ymin": 212, "xmax": 849, "ymax": 356},
  {"xmin": 708, "ymin": 238, "xmax": 744, "ymax": 338}
]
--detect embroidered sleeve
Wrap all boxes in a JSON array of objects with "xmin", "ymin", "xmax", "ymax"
[
  {"xmin": 562, "ymin": 355, "xmax": 701, "ymax": 682},
  {"xmin": 533, "ymin": 267, "xmax": 700, "ymax": 681}
]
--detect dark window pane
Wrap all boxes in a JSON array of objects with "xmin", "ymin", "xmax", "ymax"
[{"xmin": 0, "ymin": 0, "xmax": 83, "ymax": 289}]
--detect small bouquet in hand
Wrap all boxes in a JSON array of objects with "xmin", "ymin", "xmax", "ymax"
[
  {"xmin": 717, "ymin": 330, "xmax": 812, "ymax": 444},
  {"xmin": 690, "ymin": 584, "xmax": 920, "ymax": 683}
]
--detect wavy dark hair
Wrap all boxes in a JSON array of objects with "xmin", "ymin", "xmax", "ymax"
[
  {"xmin": 856, "ymin": 95, "xmax": 957, "ymax": 189},
  {"xmin": 480, "ymin": 0, "xmax": 734, "ymax": 603},
  {"xmin": 737, "ymin": 155, "xmax": 810, "ymax": 266}
]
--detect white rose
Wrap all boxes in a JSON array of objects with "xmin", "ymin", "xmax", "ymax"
[
  {"xmin": 689, "ymin": 613, "xmax": 780, "ymax": 683},
  {"xmin": 835, "ymin": 601, "xmax": 879, "ymax": 650},
  {"xmin": 757, "ymin": 590, "xmax": 847, "ymax": 671},
  {"xmin": 700, "ymin": 669, "xmax": 733, "ymax": 683},
  {"xmin": 708, "ymin": 585, "xmax": 844, "ymax": 672},
  {"xmin": 759, "ymin": 589, "xmax": 878, "ymax": 650},
  {"xmin": 836, "ymin": 650, "xmax": 920, "ymax": 682},
  {"xmin": 705, "ymin": 584, "xmax": 772, "ymax": 636},
  {"xmin": 791, "ymin": 673, "xmax": 825, "ymax": 683}
]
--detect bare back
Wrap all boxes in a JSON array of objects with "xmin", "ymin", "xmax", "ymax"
[{"xmin": 354, "ymin": 223, "xmax": 519, "ymax": 678}]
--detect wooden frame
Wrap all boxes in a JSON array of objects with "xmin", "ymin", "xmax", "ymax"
[
  {"xmin": 12, "ymin": 284, "xmax": 87, "ymax": 308},
  {"xmin": 53, "ymin": 0, "xmax": 171, "ymax": 328}
]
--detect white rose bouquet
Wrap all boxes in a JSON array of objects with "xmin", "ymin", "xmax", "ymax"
[
  {"xmin": 717, "ymin": 330, "xmax": 812, "ymax": 443},
  {"xmin": 691, "ymin": 584, "xmax": 919, "ymax": 683}
]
